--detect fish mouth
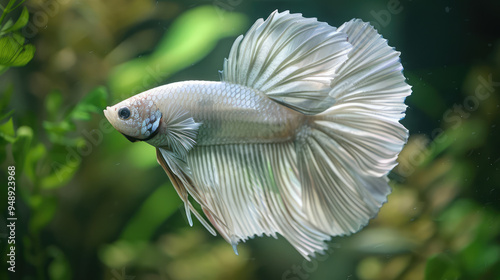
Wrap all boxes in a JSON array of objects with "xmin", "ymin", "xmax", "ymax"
[
  {"xmin": 121, "ymin": 133, "xmax": 140, "ymax": 143},
  {"xmin": 105, "ymin": 106, "xmax": 162, "ymax": 143},
  {"xmin": 121, "ymin": 127, "xmax": 160, "ymax": 143},
  {"xmin": 103, "ymin": 106, "xmax": 139, "ymax": 142},
  {"xmin": 121, "ymin": 114, "xmax": 162, "ymax": 143},
  {"xmin": 103, "ymin": 106, "xmax": 111, "ymax": 121}
]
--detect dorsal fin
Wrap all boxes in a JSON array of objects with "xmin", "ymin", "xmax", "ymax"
[{"xmin": 221, "ymin": 10, "xmax": 352, "ymax": 114}]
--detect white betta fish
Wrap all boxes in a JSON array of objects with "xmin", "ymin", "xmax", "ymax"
[{"xmin": 104, "ymin": 10, "xmax": 411, "ymax": 259}]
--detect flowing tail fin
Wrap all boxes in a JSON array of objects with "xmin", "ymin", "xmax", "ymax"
[
  {"xmin": 295, "ymin": 19, "xmax": 410, "ymax": 236},
  {"xmin": 223, "ymin": 12, "xmax": 410, "ymax": 237}
]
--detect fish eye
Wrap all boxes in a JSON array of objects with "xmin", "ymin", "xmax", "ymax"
[{"xmin": 118, "ymin": 107, "xmax": 131, "ymax": 120}]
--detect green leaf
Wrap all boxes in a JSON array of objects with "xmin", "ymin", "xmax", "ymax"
[
  {"xmin": 40, "ymin": 138, "xmax": 88, "ymax": 189},
  {"xmin": 3, "ymin": 0, "xmax": 26, "ymax": 14},
  {"xmin": 43, "ymin": 88, "xmax": 107, "ymax": 146},
  {"xmin": 0, "ymin": 33, "xmax": 35, "ymax": 67},
  {"xmin": 474, "ymin": 206, "xmax": 500, "ymax": 242},
  {"xmin": 9, "ymin": 41, "xmax": 34, "ymax": 66},
  {"xmin": 420, "ymin": 120, "xmax": 488, "ymax": 167},
  {"xmin": 109, "ymin": 5, "xmax": 248, "ymax": 97},
  {"xmin": 29, "ymin": 195, "xmax": 57, "ymax": 233},
  {"xmin": 437, "ymin": 199, "xmax": 476, "ymax": 238},
  {"xmin": 3, "ymin": 6, "xmax": 29, "ymax": 32},
  {"xmin": 0, "ymin": 117, "xmax": 15, "ymax": 143},
  {"xmin": 69, "ymin": 86, "xmax": 107, "ymax": 121},
  {"xmin": 0, "ymin": 33, "xmax": 24, "ymax": 61},
  {"xmin": 47, "ymin": 246, "xmax": 72, "ymax": 280},
  {"xmin": 425, "ymin": 253, "xmax": 461, "ymax": 280},
  {"xmin": 0, "ymin": 109, "xmax": 14, "ymax": 121},
  {"xmin": 41, "ymin": 160, "xmax": 79, "ymax": 189},
  {"xmin": 23, "ymin": 142, "xmax": 45, "ymax": 182},
  {"xmin": 459, "ymin": 239, "xmax": 500, "ymax": 276},
  {"xmin": 0, "ymin": 19, "xmax": 14, "ymax": 34},
  {"xmin": 45, "ymin": 90, "xmax": 64, "ymax": 121},
  {"xmin": 43, "ymin": 120, "xmax": 75, "ymax": 138},
  {"xmin": 12, "ymin": 125, "xmax": 32, "ymax": 175}
]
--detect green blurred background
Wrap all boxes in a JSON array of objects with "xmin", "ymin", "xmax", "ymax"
[{"xmin": 1, "ymin": 0, "xmax": 499, "ymax": 279}]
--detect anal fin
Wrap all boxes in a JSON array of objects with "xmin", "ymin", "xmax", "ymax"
[
  {"xmin": 156, "ymin": 148, "xmax": 217, "ymax": 236},
  {"xmin": 186, "ymin": 143, "xmax": 331, "ymax": 259}
]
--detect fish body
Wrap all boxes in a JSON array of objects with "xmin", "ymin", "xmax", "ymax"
[
  {"xmin": 104, "ymin": 11, "xmax": 411, "ymax": 259},
  {"xmin": 125, "ymin": 81, "xmax": 303, "ymax": 146}
]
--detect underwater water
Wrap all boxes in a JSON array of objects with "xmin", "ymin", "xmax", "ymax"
[{"xmin": 1, "ymin": 0, "xmax": 499, "ymax": 279}]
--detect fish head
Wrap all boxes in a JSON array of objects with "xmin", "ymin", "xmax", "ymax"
[{"xmin": 103, "ymin": 95, "xmax": 162, "ymax": 143}]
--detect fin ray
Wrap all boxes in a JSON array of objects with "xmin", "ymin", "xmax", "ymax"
[
  {"xmin": 331, "ymin": 19, "xmax": 411, "ymax": 113},
  {"xmin": 293, "ymin": 20, "xmax": 410, "ymax": 236},
  {"xmin": 153, "ymin": 15, "xmax": 410, "ymax": 260},
  {"xmin": 296, "ymin": 127, "xmax": 390, "ymax": 236},
  {"xmin": 186, "ymin": 143, "xmax": 331, "ymax": 259},
  {"xmin": 318, "ymin": 19, "xmax": 411, "ymax": 178},
  {"xmin": 222, "ymin": 10, "xmax": 352, "ymax": 114},
  {"xmin": 155, "ymin": 148, "xmax": 217, "ymax": 236}
]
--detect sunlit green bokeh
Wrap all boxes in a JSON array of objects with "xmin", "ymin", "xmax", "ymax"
[{"xmin": 108, "ymin": 5, "xmax": 248, "ymax": 98}]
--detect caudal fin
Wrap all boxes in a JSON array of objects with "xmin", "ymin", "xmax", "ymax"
[
  {"xmin": 296, "ymin": 19, "xmax": 410, "ymax": 236},
  {"xmin": 212, "ymin": 11, "xmax": 411, "ymax": 257}
]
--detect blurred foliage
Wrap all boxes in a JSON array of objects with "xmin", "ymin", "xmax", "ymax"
[
  {"xmin": 109, "ymin": 5, "xmax": 248, "ymax": 98},
  {"xmin": 1, "ymin": 1, "xmax": 499, "ymax": 280},
  {"xmin": 1, "ymin": 84, "xmax": 108, "ymax": 280},
  {"xmin": 100, "ymin": 229, "xmax": 253, "ymax": 280},
  {"xmin": 0, "ymin": 0, "xmax": 35, "ymax": 74}
]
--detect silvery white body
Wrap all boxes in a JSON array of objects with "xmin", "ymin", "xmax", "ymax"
[
  {"xmin": 142, "ymin": 81, "xmax": 303, "ymax": 147},
  {"xmin": 104, "ymin": 10, "xmax": 411, "ymax": 259}
]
